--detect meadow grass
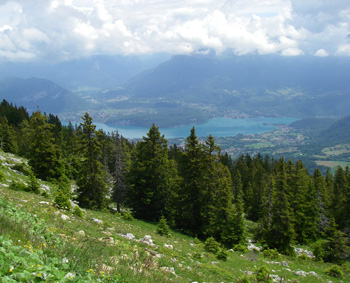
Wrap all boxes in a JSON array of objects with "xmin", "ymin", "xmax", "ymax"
[{"xmin": 1, "ymin": 150, "xmax": 349, "ymax": 282}]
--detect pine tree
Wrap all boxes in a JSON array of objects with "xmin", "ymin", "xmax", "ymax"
[
  {"xmin": 313, "ymin": 168, "xmax": 330, "ymax": 234},
  {"xmin": 177, "ymin": 127, "xmax": 206, "ymax": 235},
  {"xmin": 263, "ymin": 158, "xmax": 295, "ymax": 255},
  {"xmin": 76, "ymin": 113, "xmax": 108, "ymax": 210},
  {"xmin": 221, "ymin": 184, "xmax": 246, "ymax": 247},
  {"xmin": 26, "ymin": 111, "xmax": 64, "ymax": 180},
  {"xmin": 0, "ymin": 117, "xmax": 18, "ymax": 153},
  {"xmin": 127, "ymin": 124, "xmax": 177, "ymax": 221},
  {"xmin": 112, "ymin": 132, "xmax": 129, "ymax": 212}
]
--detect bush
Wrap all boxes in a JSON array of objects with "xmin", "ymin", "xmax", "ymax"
[
  {"xmin": 297, "ymin": 253, "xmax": 310, "ymax": 261},
  {"xmin": 27, "ymin": 171, "xmax": 40, "ymax": 194},
  {"xmin": 9, "ymin": 181, "xmax": 28, "ymax": 192},
  {"xmin": 41, "ymin": 191, "xmax": 50, "ymax": 198},
  {"xmin": 262, "ymin": 248, "xmax": 280, "ymax": 260},
  {"xmin": 255, "ymin": 265, "xmax": 272, "ymax": 282},
  {"xmin": 11, "ymin": 163, "xmax": 30, "ymax": 176},
  {"xmin": 312, "ymin": 240, "xmax": 326, "ymax": 261},
  {"xmin": 204, "ymin": 237, "xmax": 220, "ymax": 254},
  {"xmin": 54, "ymin": 190, "xmax": 72, "ymax": 210},
  {"xmin": 122, "ymin": 211, "xmax": 134, "ymax": 221},
  {"xmin": 73, "ymin": 206, "xmax": 84, "ymax": 217},
  {"xmin": 0, "ymin": 170, "xmax": 6, "ymax": 182},
  {"xmin": 233, "ymin": 243, "xmax": 248, "ymax": 253},
  {"xmin": 216, "ymin": 249, "xmax": 228, "ymax": 261},
  {"xmin": 325, "ymin": 265, "xmax": 343, "ymax": 278},
  {"xmin": 156, "ymin": 216, "xmax": 170, "ymax": 236}
]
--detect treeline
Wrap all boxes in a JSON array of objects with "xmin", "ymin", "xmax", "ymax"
[{"xmin": 0, "ymin": 99, "xmax": 349, "ymax": 262}]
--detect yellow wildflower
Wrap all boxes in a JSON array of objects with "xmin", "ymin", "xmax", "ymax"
[
  {"xmin": 37, "ymin": 264, "xmax": 40, "ymax": 267},
  {"xmin": 9, "ymin": 269, "xmax": 12, "ymax": 273}
]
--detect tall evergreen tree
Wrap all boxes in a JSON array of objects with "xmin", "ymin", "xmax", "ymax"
[
  {"xmin": 127, "ymin": 124, "xmax": 178, "ymax": 221},
  {"xmin": 263, "ymin": 158, "xmax": 295, "ymax": 255},
  {"xmin": 26, "ymin": 111, "xmax": 64, "ymax": 180},
  {"xmin": 221, "ymin": 183, "xmax": 246, "ymax": 247},
  {"xmin": 112, "ymin": 132, "xmax": 129, "ymax": 212},
  {"xmin": 76, "ymin": 113, "xmax": 108, "ymax": 210},
  {"xmin": 0, "ymin": 117, "xmax": 18, "ymax": 153},
  {"xmin": 177, "ymin": 127, "xmax": 206, "ymax": 235}
]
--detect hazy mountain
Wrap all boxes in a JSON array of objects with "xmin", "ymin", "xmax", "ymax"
[
  {"xmin": 120, "ymin": 53, "xmax": 350, "ymax": 118},
  {"xmin": 318, "ymin": 115, "xmax": 350, "ymax": 144},
  {"xmin": 0, "ymin": 77, "xmax": 87, "ymax": 114},
  {"xmin": 0, "ymin": 54, "xmax": 171, "ymax": 90}
]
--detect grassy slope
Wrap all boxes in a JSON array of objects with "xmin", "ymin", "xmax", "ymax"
[{"xmin": 0, "ymin": 150, "xmax": 349, "ymax": 282}]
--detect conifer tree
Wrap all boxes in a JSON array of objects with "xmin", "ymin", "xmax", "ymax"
[
  {"xmin": 263, "ymin": 158, "xmax": 295, "ymax": 255},
  {"xmin": 127, "ymin": 124, "xmax": 177, "ymax": 221},
  {"xmin": 112, "ymin": 132, "xmax": 129, "ymax": 212},
  {"xmin": 221, "ymin": 184, "xmax": 246, "ymax": 247},
  {"xmin": 76, "ymin": 113, "xmax": 108, "ymax": 210},
  {"xmin": 26, "ymin": 111, "xmax": 64, "ymax": 180},
  {"xmin": 0, "ymin": 117, "xmax": 18, "ymax": 153},
  {"xmin": 314, "ymin": 168, "xmax": 330, "ymax": 234},
  {"xmin": 332, "ymin": 166, "xmax": 348, "ymax": 229},
  {"xmin": 177, "ymin": 127, "xmax": 205, "ymax": 235}
]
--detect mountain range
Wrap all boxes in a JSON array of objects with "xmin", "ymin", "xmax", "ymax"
[{"xmin": 0, "ymin": 52, "xmax": 349, "ymax": 126}]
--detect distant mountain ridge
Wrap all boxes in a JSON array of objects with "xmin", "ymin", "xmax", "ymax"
[
  {"xmin": 0, "ymin": 77, "xmax": 87, "ymax": 114},
  {"xmin": 119, "ymin": 53, "xmax": 350, "ymax": 119}
]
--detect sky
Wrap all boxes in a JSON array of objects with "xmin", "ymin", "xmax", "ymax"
[{"xmin": 0, "ymin": 0, "xmax": 349, "ymax": 62}]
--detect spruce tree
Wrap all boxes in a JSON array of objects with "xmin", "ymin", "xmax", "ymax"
[
  {"xmin": 127, "ymin": 124, "xmax": 177, "ymax": 221},
  {"xmin": 263, "ymin": 158, "xmax": 295, "ymax": 255},
  {"xmin": 26, "ymin": 111, "xmax": 64, "ymax": 180},
  {"xmin": 76, "ymin": 113, "xmax": 108, "ymax": 210},
  {"xmin": 177, "ymin": 127, "xmax": 205, "ymax": 235},
  {"xmin": 112, "ymin": 132, "xmax": 129, "ymax": 212},
  {"xmin": 221, "ymin": 184, "xmax": 246, "ymax": 247}
]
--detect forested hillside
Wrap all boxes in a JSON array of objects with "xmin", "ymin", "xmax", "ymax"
[{"xmin": 1, "ymin": 99, "xmax": 349, "ymax": 265}]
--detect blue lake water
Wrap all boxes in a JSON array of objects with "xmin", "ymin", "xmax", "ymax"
[{"xmin": 93, "ymin": 117, "xmax": 298, "ymax": 139}]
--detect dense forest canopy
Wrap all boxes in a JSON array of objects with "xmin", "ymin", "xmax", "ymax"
[{"xmin": 0, "ymin": 99, "xmax": 349, "ymax": 262}]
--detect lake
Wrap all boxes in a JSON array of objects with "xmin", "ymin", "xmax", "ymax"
[{"xmin": 94, "ymin": 117, "xmax": 298, "ymax": 139}]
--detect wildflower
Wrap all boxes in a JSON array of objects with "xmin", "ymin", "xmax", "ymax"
[
  {"xmin": 37, "ymin": 264, "xmax": 40, "ymax": 267},
  {"xmin": 9, "ymin": 269, "xmax": 12, "ymax": 273},
  {"xmin": 42, "ymin": 243, "xmax": 46, "ymax": 247},
  {"xmin": 38, "ymin": 274, "xmax": 41, "ymax": 276}
]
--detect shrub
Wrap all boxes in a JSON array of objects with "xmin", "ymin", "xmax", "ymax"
[
  {"xmin": 297, "ymin": 253, "xmax": 310, "ymax": 261},
  {"xmin": 233, "ymin": 243, "xmax": 248, "ymax": 253},
  {"xmin": 204, "ymin": 237, "xmax": 220, "ymax": 254},
  {"xmin": 11, "ymin": 163, "xmax": 30, "ymax": 176},
  {"xmin": 325, "ymin": 265, "xmax": 343, "ymax": 278},
  {"xmin": 27, "ymin": 171, "xmax": 40, "ymax": 194},
  {"xmin": 156, "ymin": 216, "xmax": 170, "ymax": 236},
  {"xmin": 122, "ymin": 211, "xmax": 134, "ymax": 221},
  {"xmin": 41, "ymin": 191, "xmax": 50, "ymax": 198},
  {"xmin": 54, "ymin": 190, "xmax": 72, "ymax": 210},
  {"xmin": 312, "ymin": 240, "xmax": 326, "ymax": 261},
  {"xmin": 9, "ymin": 181, "xmax": 28, "ymax": 192},
  {"xmin": 0, "ymin": 170, "xmax": 5, "ymax": 182},
  {"xmin": 73, "ymin": 206, "xmax": 84, "ymax": 217},
  {"xmin": 216, "ymin": 248, "xmax": 228, "ymax": 261},
  {"xmin": 255, "ymin": 265, "xmax": 272, "ymax": 282},
  {"xmin": 262, "ymin": 248, "xmax": 280, "ymax": 260}
]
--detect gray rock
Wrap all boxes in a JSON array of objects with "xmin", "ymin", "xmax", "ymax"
[
  {"xmin": 61, "ymin": 214, "xmax": 70, "ymax": 221},
  {"xmin": 295, "ymin": 270, "xmax": 307, "ymax": 277}
]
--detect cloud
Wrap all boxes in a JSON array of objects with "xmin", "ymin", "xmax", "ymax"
[
  {"xmin": 314, "ymin": 49, "xmax": 329, "ymax": 57},
  {"xmin": 0, "ymin": 0, "xmax": 349, "ymax": 62}
]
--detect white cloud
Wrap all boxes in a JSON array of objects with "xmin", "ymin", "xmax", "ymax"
[
  {"xmin": 0, "ymin": 0, "xmax": 349, "ymax": 61},
  {"xmin": 314, "ymin": 49, "xmax": 329, "ymax": 57},
  {"xmin": 337, "ymin": 44, "xmax": 350, "ymax": 56},
  {"xmin": 281, "ymin": 47, "xmax": 304, "ymax": 56}
]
